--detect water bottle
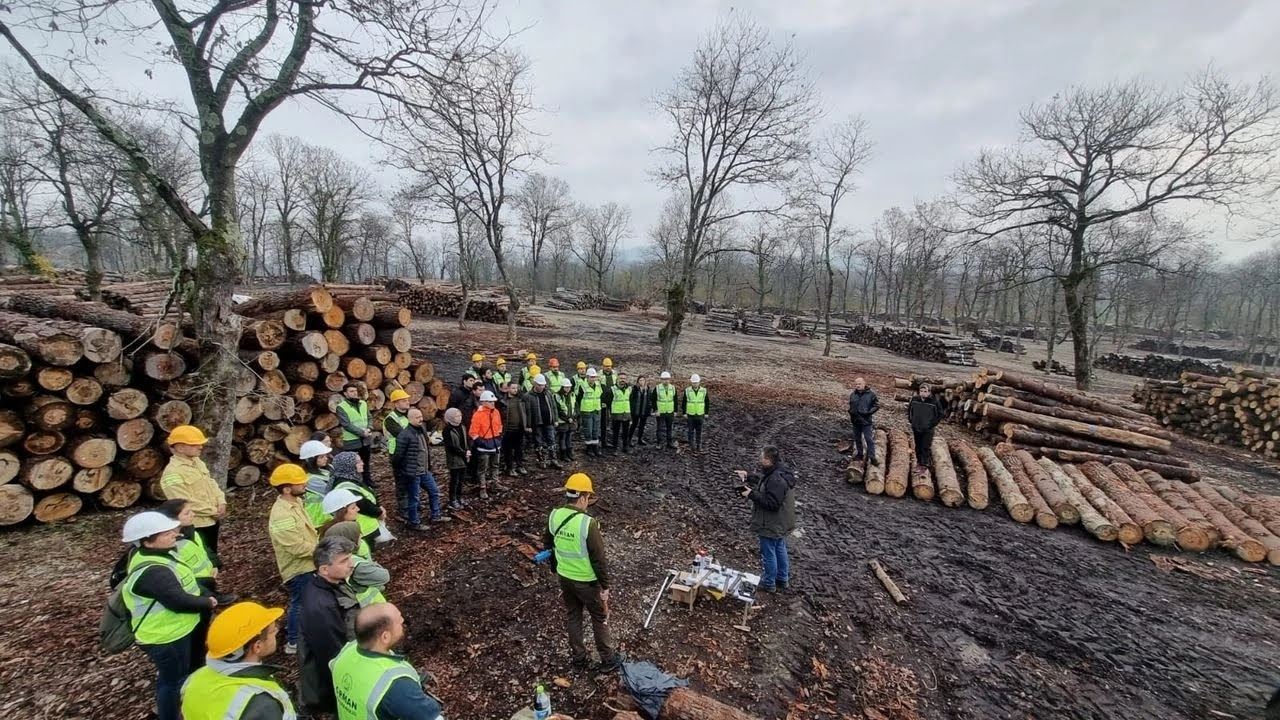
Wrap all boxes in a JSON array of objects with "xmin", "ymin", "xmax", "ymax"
[
  {"xmin": 533, "ymin": 684, "xmax": 551, "ymax": 720},
  {"xmin": 693, "ymin": 549, "xmax": 707, "ymax": 573}
]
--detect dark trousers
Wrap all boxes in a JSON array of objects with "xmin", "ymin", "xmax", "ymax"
[
  {"xmin": 631, "ymin": 413, "xmax": 650, "ymax": 444},
  {"xmin": 913, "ymin": 429, "xmax": 935, "ymax": 467},
  {"xmin": 356, "ymin": 444, "xmax": 373, "ymax": 486},
  {"xmin": 657, "ymin": 414, "xmax": 675, "ymax": 447},
  {"xmin": 501, "ymin": 430, "xmax": 525, "ymax": 470},
  {"xmin": 193, "ymin": 523, "xmax": 220, "ymax": 563},
  {"xmin": 448, "ymin": 467, "xmax": 467, "ymax": 504},
  {"xmin": 686, "ymin": 416, "xmax": 704, "ymax": 448},
  {"xmin": 852, "ymin": 422, "xmax": 875, "ymax": 460},
  {"xmin": 610, "ymin": 418, "xmax": 632, "ymax": 451},
  {"xmin": 556, "ymin": 426, "xmax": 574, "ymax": 459},
  {"xmin": 601, "ymin": 407, "xmax": 612, "ymax": 446},
  {"xmin": 141, "ymin": 634, "xmax": 194, "ymax": 720},
  {"xmin": 559, "ymin": 576, "xmax": 616, "ymax": 661},
  {"xmin": 286, "ymin": 571, "xmax": 310, "ymax": 645}
]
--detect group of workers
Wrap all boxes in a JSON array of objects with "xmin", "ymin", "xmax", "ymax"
[{"xmin": 846, "ymin": 376, "xmax": 946, "ymax": 472}]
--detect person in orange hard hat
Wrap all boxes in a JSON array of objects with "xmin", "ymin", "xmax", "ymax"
[
  {"xmin": 180, "ymin": 602, "xmax": 295, "ymax": 720},
  {"xmin": 160, "ymin": 425, "xmax": 226, "ymax": 561}
]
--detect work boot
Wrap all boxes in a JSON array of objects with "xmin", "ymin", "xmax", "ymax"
[
  {"xmin": 549, "ymin": 459, "xmax": 564, "ymax": 470},
  {"xmin": 595, "ymin": 652, "xmax": 623, "ymax": 674},
  {"xmin": 432, "ymin": 515, "xmax": 453, "ymax": 523},
  {"xmin": 479, "ymin": 484, "xmax": 490, "ymax": 500},
  {"xmin": 406, "ymin": 523, "xmax": 428, "ymax": 532},
  {"xmin": 284, "ymin": 642, "xmax": 297, "ymax": 655},
  {"xmin": 570, "ymin": 657, "xmax": 592, "ymax": 672}
]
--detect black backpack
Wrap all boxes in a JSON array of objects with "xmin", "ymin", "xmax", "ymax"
[{"xmin": 100, "ymin": 551, "xmax": 159, "ymax": 654}]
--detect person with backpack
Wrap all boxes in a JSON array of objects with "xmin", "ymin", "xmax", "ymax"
[
  {"xmin": 180, "ymin": 601, "xmax": 296, "ymax": 719},
  {"xmin": 156, "ymin": 499, "xmax": 234, "ymax": 669},
  {"xmin": 116, "ymin": 510, "xmax": 218, "ymax": 720}
]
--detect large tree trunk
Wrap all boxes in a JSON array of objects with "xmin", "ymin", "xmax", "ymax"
[
  {"xmin": 659, "ymin": 283, "xmax": 686, "ymax": 371},
  {"xmin": 1061, "ymin": 273, "xmax": 1092, "ymax": 391},
  {"xmin": 822, "ymin": 239, "xmax": 834, "ymax": 357}
]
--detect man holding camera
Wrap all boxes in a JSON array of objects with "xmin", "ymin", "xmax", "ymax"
[{"xmin": 735, "ymin": 446, "xmax": 796, "ymax": 593}]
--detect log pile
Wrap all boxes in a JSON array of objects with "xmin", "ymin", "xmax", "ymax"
[
  {"xmin": 847, "ymin": 324, "xmax": 977, "ymax": 366},
  {"xmin": 703, "ymin": 309, "xmax": 737, "ymax": 333},
  {"xmin": 1031, "ymin": 359, "xmax": 1073, "ymax": 377},
  {"xmin": 1135, "ymin": 368, "xmax": 1280, "ymax": 458},
  {"xmin": 392, "ymin": 282, "xmax": 551, "ymax": 327},
  {"xmin": 778, "ymin": 315, "xmax": 855, "ymax": 338},
  {"xmin": 1131, "ymin": 337, "xmax": 1272, "ymax": 366},
  {"xmin": 0, "ymin": 274, "xmax": 178, "ymax": 319},
  {"xmin": 844, "ymin": 431, "xmax": 1280, "ymax": 564},
  {"xmin": 1094, "ymin": 352, "xmax": 1231, "ymax": 380},
  {"xmin": 543, "ymin": 289, "xmax": 631, "ymax": 312},
  {"xmin": 0, "ymin": 284, "xmax": 445, "ymax": 526},
  {"xmin": 972, "ymin": 329, "xmax": 1026, "ymax": 354},
  {"xmin": 740, "ymin": 312, "xmax": 777, "ymax": 337}
]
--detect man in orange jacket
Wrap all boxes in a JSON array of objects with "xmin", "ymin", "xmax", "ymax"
[{"xmin": 468, "ymin": 390, "xmax": 506, "ymax": 499}]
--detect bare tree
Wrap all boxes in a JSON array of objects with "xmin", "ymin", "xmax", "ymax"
[
  {"xmin": 574, "ymin": 202, "xmax": 631, "ymax": 293},
  {"xmin": 0, "ymin": 110, "xmax": 41, "ymax": 272},
  {"xmin": 298, "ymin": 146, "xmax": 371, "ymax": 282},
  {"xmin": 744, "ymin": 217, "xmax": 784, "ymax": 313},
  {"xmin": 236, "ymin": 162, "xmax": 272, "ymax": 279},
  {"xmin": 515, "ymin": 172, "xmax": 573, "ymax": 302},
  {"xmin": 390, "ymin": 185, "xmax": 433, "ymax": 282},
  {"xmin": 957, "ymin": 69, "xmax": 1280, "ymax": 389},
  {"xmin": 264, "ymin": 135, "xmax": 308, "ymax": 281},
  {"xmin": 651, "ymin": 16, "xmax": 818, "ymax": 368}
]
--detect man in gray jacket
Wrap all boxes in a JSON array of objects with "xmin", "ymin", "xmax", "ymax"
[
  {"xmin": 736, "ymin": 445, "xmax": 796, "ymax": 593},
  {"xmin": 847, "ymin": 378, "xmax": 880, "ymax": 465},
  {"xmin": 391, "ymin": 408, "xmax": 449, "ymax": 529}
]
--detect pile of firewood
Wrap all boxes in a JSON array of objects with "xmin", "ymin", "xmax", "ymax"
[
  {"xmin": 972, "ymin": 329, "xmax": 1026, "ymax": 354},
  {"xmin": 393, "ymin": 282, "xmax": 551, "ymax": 327},
  {"xmin": 1032, "ymin": 358, "xmax": 1074, "ymax": 377},
  {"xmin": 778, "ymin": 316, "xmax": 854, "ymax": 338},
  {"xmin": 1094, "ymin": 352, "xmax": 1231, "ymax": 380},
  {"xmin": 1131, "ymin": 338, "xmax": 1273, "ymax": 366},
  {"xmin": 847, "ymin": 324, "xmax": 977, "ymax": 366},
  {"xmin": 703, "ymin": 309, "xmax": 736, "ymax": 333},
  {"xmin": 846, "ymin": 433, "xmax": 1280, "ymax": 564},
  {"xmin": 0, "ymin": 274, "xmax": 177, "ymax": 318},
  {"xmin": 1135, "ymin": 369, "xmax": 1280, "ymax": 457},
  {"xmin": 740, "ymin": 312, "xmax": 777, "ymax": 337},
  {"xmin": 0, "ymin": 284, "xmax": 445, "ymax": 526},
  {"xmin": 543, "ymin": 289, "xmax": 631, "ymax": 312}
]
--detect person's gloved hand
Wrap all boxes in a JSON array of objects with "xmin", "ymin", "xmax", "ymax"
[{"xmin": 533, "ymin": 549, "xmax": 552, "ymax": 564}]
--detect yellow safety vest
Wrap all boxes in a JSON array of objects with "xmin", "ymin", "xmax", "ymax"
[
  {"xmin": 601, "ymin": 370, "xmax": 617, "ymax": 389},
  {"xmin": 578, "ymin": 384, "xmax": 602, "ymax": 413},
  {"xmin": 545, "ymin": 370, "xmax": 566, "ymax": 392},
  {"xmin": 338, "ymin": 400, "xmax": 369, "ymax": 444},
  {"xmin": 173, "ymin": 531, "xmax": 215, "ymax": 579},
  {"xmin": 382, "ymin": 411, "xmax": 409, "ymax": 455},
  {"xmin": 685, "ymin": 387, "xmax": 707, "ymax": 416},
  {"xmin": 120, "ymin": 553, "xmax": 202, "ymax": 645},
  {"xmin": 610, "ymin": 385, "xmax": 633, "ymax": 415},
  {"xmin": 656, "ymin": 384, "xmax": 677, "ymax": 414},
  {"xmin": 493, "ymin": 370, "xmax": 512, "ymax": 388},
  {"xmin": 331, "ymin": 642, "xmax": 421, "ymax": 720},
  {"xmin": 549, "ymin": 507, "xmax": 596, "ymax": 582},
  {"xmin": 181, "ymin": 665, "xmax": 297, "ymax": 720},
  {"xmin": 332, "ymin": 480, "xmax": 380, "ymax": 537},
  {"xmin": 350, "ymin": 555, "xmax": 387, "ymax": 607}
]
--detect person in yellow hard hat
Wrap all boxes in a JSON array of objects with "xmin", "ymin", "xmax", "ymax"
[
  {"xmin": 180, "ymin": 602, "xmax": 295, "ymax": 720},
  {"xmin": 541, "ymin": 473, "xmax": 620, "ymax": 673},
  {"xmin": 266, "ymin": 463, "xmax": 318, "ymax": 656},
  {"xmin": 573, "ymin": 361, "xmax": 589, "ymax": 394},
  {"xmin": 600, "ymin": 358, "xmax": 618, "ymax": 449},
  {"xmin": 465, "ymin": 352, "xmax": 486, "ymax": 381},
  {"xmin": 522, "ymin": 363, "xmax": 543, "ymax": 393},
  {"xmin": 520, "ymin": 351, "xmax": 539, "ymax": 386},
  {"xmin": 160, "ymin": 425, "xmax": 226, "ymax": 561},
  {"xmin": 492, "ymin": 357, "xmax": 512, "ymax": 389},
  {"xmin": 382, "ymin": 388, "xmax": 413, "ymax": 517}
]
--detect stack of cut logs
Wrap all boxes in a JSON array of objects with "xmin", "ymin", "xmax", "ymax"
[
  {"xmin": 1131, "ymin": 338, "xmax": 1272, "ymax": 366},
  {"xmin": 972, "ymin": 329, "xmax": 1026, "ymax": 354},
  {"xmin": 393, "ymin": 282, "xmax": 551, "ymax": 327},
  {"xmin": 847, "ymin": 324, "xmax": 977, "ymax": 366},
  {"xmin": 1135, "ymin": 368, "xmax": 1280, "ymax": 458},
  {"xmin": 543, "ymin": 289, "xmax": 631, "ymax": 312},
  {"xmin": 846, "ymin": 431, "xmax": 1280, "ymax": 564},
  {"xmin": 703, "ymin": 309, "xmax": 737, "ymax": 333},
  {"xmin": 931, "ymin": 369, "xmax": 1196, "ymax": 480},
  {"xmin": 740, "ymin": 312, "xmax": 777, "ymax": 337},
  {"xmin": 1094, "ymin": 352, "xmax": 1231, "ymax": 380},
  {"xmin": 777, "ymin": 316, "xmax": 854, "ymax": 339},
  {"xmin": 0, "ymin": 284, "xmax": 445, "ymax": 526},
  {"xmin": 1031, "ymin": 358, "xmax": 1073, "ymax": 377}
]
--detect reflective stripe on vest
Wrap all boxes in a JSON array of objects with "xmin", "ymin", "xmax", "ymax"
[
  {"xmin": 121, "ymin": 554, "xmax": 201, "ymax": 645},
  {"xmin": 339, "ymin": 400, "xmax": 369, "ymax": 443},
  {"xmin": 545, "ymin": 371, "xmax": 565, "ymax": 392},
  {"xmin": 656, "ymin": 384, "xmax": 676, "ymax": 414},
  {"xmin": 610, "ymin": 386, "xmax": 633, "ymax": 414},
  {"xmin": 685, "ymin": 387, "xmax": 707, "ymax": 416},
  {"xmin": 382, "ymin": 411, "xmax": 408, "ymax": 455},
  {"xmin": 555, "ymin": 392, "xmax": 572, "ymax": 419},
  {"xmin": 579, "ymin": 384, "xmax": 602, "ymax": 413},
  {"xmin": 181, "ymin": 665, "xmax": 298, "ymax": 720},
  {"xmin": 333, "ymin": 481, "xmax": 380, "ymax": 536},
  {"xmin": 493, "ymin": 370, "xmax": 511, "ymax": 387},
  {"xmin": 350, "ymin": 557, "xmax": 386, "ymax": 607},
  {"xmin": 174, "ymin": 533, "xmax": 214, "ymax": 579},
  {"xmin": 549, "ymin": 507, "xmax": 596, "ymax": 582},
  {"xmin": 331, "ymin": 642, "xmax": 421, "ymax": 720}
]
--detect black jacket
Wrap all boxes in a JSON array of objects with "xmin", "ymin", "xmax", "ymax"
[
  {"xmin": 630, "ymin": 387, "xmax": 657, "ymax": 419},
  {"xmin": 748, "ymin": 462, "xmax": 797, "ymax": 539},
  {"xmin": 129, "ymin": 548, "xmax": 213, "ymax": 614},
  {"xmin": 848, "ymin": 388, "xmax": 879, "ymax": 425},
  {"xmin": 523, "ymin": 389, "xmax": 559, "ymax": 429},
  {"xmin": 443, "ymin": 423, "xmax": 470, "ymax": 470},
  {"xmin": 907, "ymin": 396, "xmax": 944, "ymax": 433},
  {"xmin": 392, "ymin": 423, "xmax": 431, "ymax": 476},
  {"xmin": 447, "ymin": 386, "xmax": 470, "ymax": 410},
  {"xmin": 298, "ymin": 574, "xmax": 358, "ymax": 713}
]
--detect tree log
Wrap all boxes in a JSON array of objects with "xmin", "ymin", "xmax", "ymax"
[
  {"xmin": 284, "ymin": 360, "xmax": 320, "ymax": 383},
  {"xmin": 245, "ymin": 438, "xmax": 274, "ymax": 465},
  {"xmin": 999, "ymin": 425, "xmax": 1188, "ymax": 467},
  {"xmin": 21, "ymin": 456, "xmax": 73, "ymax": 490},
  {"xmin": 885, "ymin": 429, "xmax": 911, "ymax": 498},
  {"xmin": 364, "ymin": 365, "xmax": 383, "ymax": 392},
  {"xmin": 1060, "ymin": 464, "xmax": 1143, "ymax": 545},
  {"xmin": 1213, "ymin": 485, "xmax": 1280, "ymax": 538},
  {"xmin": 93, "ymin": 361, "xmax": 131, "ymax": 388},
  {"xmin": 232, "ymin": 465, "xmax": 261, "ymax": 487},
  {"xmin": 36, "ymin": 366, "xmax": 74, "ymax": 391},
  {"xmin": 235, "ymin": 286, "xmax": 334, "ymax": 316},
  {"xmin": 151, "ymin": 400, "xmax": 192, "ymax": 433},
  {"xmin": 258, "ymin": 369, "xmax": 290, "ymax": 396},
  {"xmin": 289, "ymin": 332, "xmax": 329, "ymax": 359},
  {"xmin": 0, "ymin": 450, "xmax": 18, "ymax": 485},
  {"xmin": 976, "ymin": 446, "xmax": 1033, "ymax": 523},
  {"xmin": 34, "ymin": 492, "xmax": 81, "ymax": 523},
  {"xmin": 234, "ymin": 396, "xmax": 264, "ymax": 424},
  {"xmin": 79, "ymin": 326, "xmax": 123, "ymax": 363},
  {"xmin": 362, "ymin": 345, "xmax": 392, "ymax": 366},
  {"xmin": 342, "ymin": 322, "xmax": 376, "ymax": 347},
  {"xmin": 1192, "ymin": 483, "xmax": 1280, "ymax": 565},
  {"xmin": 0, "ymin": 294, "xmax": 186, "ymax": 350},
  {"xmin": 261, "ymin": 394, "xmax": 296, "ymax": 421},
  {"xmin": 116, "ymin": 418, "xmax": 156, "ymax": 452},
  {"xmin": 73, "ymin": 465, "xmax": 112, "ymax": 494},
  {"xmin": 325, "ymin": 372, "xmax": 349, "ymax": 393},
  {"xmin": 1108, "ymin": 463, "xmax": 1209, "ymax": 552},
  {"xmin": 0, "ymin": 484, "xmax": 34, "ymax": 525},
  {"xmin": 98, "ymin": 479, "xmax": 142, "ymax": 508},
  {"xmin": 990, "ymin": 370, "xmax": 1151, "ymax": 421},
  {"xmin": 333, "ymin": 294, "xmax": 376, "ymax": 322},
  {"xmin": 865, "ymin": 429, "xmax": 887, "ymax": 494},
  {"xmin": 293, "ymin": 383, "xmax": 315, "ymax": 405},
  {"xmin": 65, "ymin": 376, "xmax": 104, "ymax": 406},
  {"xmin": 372, "ymin": 303, "xmax": 411, "ymax": 327},
  {"xmin": 321, "ymin": 329, "xmax": 349, "ymax": 357},
  {"xmin": 342, "ymin": 356, "xmax": 367, "ymax": 379},
  {"xmin": 69, "ymin": 436, "xmax": 118, "ymax": 469},
  {"xmin": 22, "ymin": 430, "xmax": 65, "ymax": 455},
  {"xmin": 982, "ymin": 403, "xmax": 1171, "ymax": 452},
  {"xmin": 141, "ymin": 352, "xmax": 187, "ymax": 381},
  {"xmin": 413, "ymin": 359, "xmax": 435, "ymax": 383},
  {"xmin": 122, "ymin": 447, "xmax": 164, "ymax": 479},
  {"xmin": 995, "ymin": 444, "xmax": 1056, "ymax": 528},
  {"xmin": 285, "ymin": 425, "xmax": 312, "ymax": 455},
  {"xmin": 72, "ymin": 408, "xmax": 101, "ymax": 432},
  {"xmin": 1140, "ymin": 470, "xmax": 1220, "ymax": 547},
  {"xmin": 929, "ymin": 437, "xmax": 963, "ymax": 507},
  {"xmin": 1172, "ymin": 484, "xmax": 1266, "ymax": 562},
  {"xmin": 313, "ymin": 412, "xmax": 339, "ymax": 432},
  {"xmin": 259, "ymin": 421, "xmax": 291, "ymax": 443},
  {"xmin": 947, "ymin": 438, "xmax": 988, "ymax": 510},
  {"xmin": 910, "ymin": 462, "xmax": 935, "ymax": 502},
  {"xmin": 1011, "ymin": 446, "xmax": 1198, "ymax": 480},
  {"xmin": 0, "ymin": 341, "xmax": 31, "ymax": 379},
  {"xmin": 319, "ymin": 352, "xmax": 341, "ymax": 373},
  {"xmin": 278, "ymin": 308, "xmax": 308, "ymax": 332},
  {"xmin": 1078, "ymin": 462, "xmax": 1173, "ymax": 546},
  {"xmin": 4, "ymin": 377, "xmax": 36, "ymax": 398},
  {"xmin": 1014, "ymin": 449, "xmax": 1078, "ymax": 524},
  {"xmin": 0, "ymin": 409, "xmax": 22, "ymax": 449},
  {"xmin": 0, "ymin": 310, "xmax": 84, "ymax": 365},
  {"xmin": 659, "ymin": 687, "xmax": 762, "ymax": 720},
  {"xmin": 1037, "ymin": 459, "xmax": 1117, "ymax": 541},
  {"xmin": 991, "ymin": 394, "xmax": 1177, "ymax": 440},
  {"xmin": 30, "ymin": 401, "xmax": 74, "ymax": 431},
  {"xmin": 309, "ymin": 305, "xmax": 346, "ymax": 330},
  {"xmin": 376, "ymin": 327, "xmax": 412, "ymax": 352},
  {"xmin": 240, "ymin": 349, "xmax": 281, "ymax": 372}
]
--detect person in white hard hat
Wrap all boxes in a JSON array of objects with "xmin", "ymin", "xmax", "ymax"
[
  {"xmin": 468, "ymin": 389, "xmax": 505, "ymax": 499},
  {"xmin": 575, "ymin": 367, "xmax": 605, "ymax": 456},
  {"xmin": 116, "ymin": 511, "xmax": 217, "ymax": 720},
  {"xmin": 682, "ymin": 373, "xmax": 709, "ymax": 453},
  {"xmin": 322, "ymin": 487, "xmax": 364, "ymax": 526},
  {"xmin": 655, "ymin": 371, "xmax": 678, "ymax": 450},
  {"xmin": 525, "ymin": 373, "xmax": 563, "ymax": 470},
  {"xmin": 299, "ymin": 438, "xmax": 334, "ymax": 528},
  {"xmin": 555, "ymin": 377, "xmax": 577, "ymax": 462}
]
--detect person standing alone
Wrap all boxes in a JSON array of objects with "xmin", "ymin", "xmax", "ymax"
[
  {"xmin": 736, "ymin": 446, "xmax": 796, "ymax": 593},
  {"xmin": 847, "ymin": 377, "xmax": 880, "ymax": 465},
  {"xmin": 907, "ymin": 383, "xmax": 944, "ymax": 474}
]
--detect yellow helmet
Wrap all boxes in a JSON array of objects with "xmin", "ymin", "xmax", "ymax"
[
  {"xmin": 576, "ymin": 361, "xmax": 587, "ymax": 370},
  {"xmin": 602, "ymin": 358, "xmax": 613, "ymax": 368},
  {"xmin": 495, "ymin": 357, "xmax": 507, "ymax": 366},
  {"xmin": 206, "ymin": 602, "xmax": 284, "ymax": 658},
  {"xmin": 268, "ymin": 463, "xmax": 307, "ymax": 487},
  {"xmin": 167, "ymin": 425, "xmax": 208, "ymax": 446},
  {"xmin": 388, "ymin": 389, "xmax": 410, "ymax": 402},
  {"xmin": 564, "ymin": 472, "xmax": 594, "ymax": 494},
  {"xmin": 471, "ymin": 353, "xmax": 484, "ymax": 363},
  {"xmin": 528, "ymin": 365, "xmax": 541, "ymax": 377},
  {"xmin": 525, "ymin": 352, "xmax": 538, "ymax": 361}
]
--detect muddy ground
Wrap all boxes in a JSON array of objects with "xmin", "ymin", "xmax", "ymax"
[{"xmin": 1, "ymin": 307, "xmax": 1278, "ymax": 719}]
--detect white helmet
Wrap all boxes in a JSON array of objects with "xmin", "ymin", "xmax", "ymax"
[
  {"xmin": 533, "ymin": 374, "xmax": 547, "ymax": 386},
  {"xmin": 480, "ymin": 390, "xmax": 497, "ymax": 402},
  {"xmin": 298, "ymin": 439, "xmax": 330, "ymax": 460},
  {"xmin": 560, "ymin": 377, "xmax": 573, "ymax": 388},
  {"xmin": 586, "ymin": 368, "xmax": 598, "ymax": 378},
  {"xmin": 122, "ymin": 511, "xmax": 180, "ymax": 543},
  {"xmin": 690, "ymin": 373, "xmax": 701, "ymax": 383},
  {"xmin": 322, "ymin": 488, "xmax": 362, "ymax": 515},
  {"xmin": 659, "ymin": 371, "xmax": 672, "ymax": 380}
]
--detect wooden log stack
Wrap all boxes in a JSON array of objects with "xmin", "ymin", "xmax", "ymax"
[
  {"xmin": 703, "ymin": 309, "xmax": 737, "ymax": 334},
  {"xmin": 543, "ymin": 289, "xmax": 631, "ymax": 312},
  {"xmin": 1031, "ymin": 359, "xmax": 1073, "ymax": 377},
  {"xmin": 1134, "ymin": 368, "xmax": 1280, "ymax": 459},
  {"xmin": 1094, "ymin": 352, "xmax": 1231, "ymax": 380},
  {"xmin": 0, "ymin": 283, "xmax": 443, "ymax": 526},
  {"xmin": 392, "ymin": 281, "xmax": 551, "ymax": 327},
  {"xmin": 847, "ymin": 323, "xmax": 977, "ymax": 366}
]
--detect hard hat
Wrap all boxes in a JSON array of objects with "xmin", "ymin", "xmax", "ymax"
[
  {"xmin": 576, "ymin": 361, "xmax": 586, "ymax": 370},
  {"xmin": 533, "ymin": 374, "xmax": 547, "ymax": 386},
  {"xmin": 564, "ymin": 472, "xmax": 594, "ymax": 494},
  {"xmin": 206, "ymin": 602, "xmax": 284, "ymax": 658},
  {"xmin": 322, "ymin": 487, "xmax": 362, "ymax": 514},
  {"xmin": 560, "ymin": 378, "xmax": 573, "ymax": 388},
  {"xmin": 660, "ymin": 371, "xmax": 672, "ymax": 380},
  {"xmin": 495, "ymin": 357, "xmax": 507, "ymax": 366},
  {"xmin": 602, "ymin": 358, "xmax": 613, "ymax": 368},
  {"xmin": 529, "ymin": 365, "xmax": 541, "ymax": 377},
  {"xmin": 388, "ymin": 389, "xmax": 410, "ymax": 402},
  {"xmin": 548, "ymin": 358, "xmax": 560, "ymax": 368},
  {"xmin": 298, "ymin": 439, "xmax": 331, "ymax": 460},
  {"xmin": 525, "ymin": 352, "xmax": 538, "ymax": 361},
  {"xmin": 121, "ymin": 511, "xmax": 180, "ymax": 543},
  {"xmin": 471, "ymin": 353, "xmax": 484, "ymax": 363},
  {"xmin": 268, "ymin": 463, "xmax": 307, "ymax": 487},
  {"xmin": 167, "ymin": 425, "xmax": 207, "ymax": 446},
  {"xmin": 690, "ymin": 373, "xmax": 701, "ymax": 383},
  {"xmin": 480, "ymin": 390, "xmax": 497, "ymax": 402},
  {"xmin": 586, "ymin": 368, "xmax": 598, "ymax": 378}
]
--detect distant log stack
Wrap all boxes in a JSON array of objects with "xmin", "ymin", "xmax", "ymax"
[
  {"xmin": 392, "ymin": 281, "xmax": 551, "ymax": 327},
  {"xmin": 972, "ymin": 329, "xmax": 1025, "ymax": 354},
  {"xmin": 1031, "ymin": 359, "xmax": 1073, "ymax": 377},
  {"xmin": 847, "ymin": 323, "xmax": 977, "ymax": 366},
  {"xmin": 1094, "ymin": 352, "xmax": 1231, "ymax": 380},
  {"xmin": 0, "ymin": 282, "xmax": 440, "ymax": 526},
  {"xmin": 543, "ymin": 289, "xmax": 631, "ymax": 312},
  {"xmin": 703, "ymin": 309, "xmax": 737, "ymax": 334},
  {"xmin": 1135, "ymin": 368, "xmax": 1280, "ymax": 460}
]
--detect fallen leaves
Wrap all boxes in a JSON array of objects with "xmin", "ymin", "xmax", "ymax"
[{"xmin": 553, "ymin": 676, "xmax": 572, "ymax": 688}]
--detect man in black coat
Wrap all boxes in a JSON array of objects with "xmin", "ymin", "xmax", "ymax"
[
  {"xmin": 628, "ymin": 375, "xmax": 657, "ymax": 446},
  {"xmin": 392, "ymin": 407, "xmax": 449, "ymax": 529},
  {"xmin": 847, "ymin": 377, "xmax": 880, "ymax": 464},
  {"xmin": 907, "ymin": 384, "xmax": 945, "ymax": 472},
  {"xmin": 735, "ymin": 445, "xmax": 797, "ymax": 593},
  {"xmin": 298, "ymin": 536, "xmax": 358, "ymax": 715}
]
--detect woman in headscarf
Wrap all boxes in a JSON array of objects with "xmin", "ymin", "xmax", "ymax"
[{"xmin": 327, "ymin": 451, "xmax": 385, "ymax": 548}]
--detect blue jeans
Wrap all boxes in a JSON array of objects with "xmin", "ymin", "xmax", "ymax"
[
  {"xmin": 535, "ymin": 424, "xmax": 555, "ymax": 449},
  {"xmin": 580, "ymin": 412, "xmax": 600, "ymax": 444},
  {"xmin": 141, "ymin": 634, "xmax": 193, "ymax": 720},
  {"xmin": 397, "ymin": 472, "xmax": 442, "ymax": 524},
  {"xmin": 286, "ymin": 572, "xmax": 310, "ymax": 645},
  {"xmin": 853, "ymin": 422, "xmax": 875, "ymax": 459},
  {"xmin": 759, "ymin": 536, "xmax": 790, "ymax": 588}
]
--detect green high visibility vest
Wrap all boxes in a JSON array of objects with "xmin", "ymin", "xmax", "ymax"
[
  {"xmin": 173, "ymin": 531, "xmax": 215, "ymax": 579},
  {"xmin": 685, "ymin": 387, "xmax": 707, "ymax": 416},
  {"xmin": 338, "ymin": 400, "xmax": 369, "ymax": 444},
  {"xmin": 656, "ymin": 384, "xmax": 677, "ymax": 414},
  {"xmin": 578, "ymin": 384, "xmax": 602, "ymax": 413},
  {"xmin": 493, "ymin": 370, "xmax": 512, "ymax": 388},
  {"xmin": 331, "ymin": 642, "xmax": 422, "ymax": 720},
  {"xmin": 303, "ymin": 491, "xmax": 330, "ymax": 530},
  {"xmin": 545, "ymin": 370, "xmax": 566, "ymax": 392},
  {"xmin": 555, "ymin": 391, "xmax": 573, "ymax": 420},
  {"xmin": 573, "ymin": 374, "xmax": 588, "ymax": 393},
  {"xmin": 120, "ymin": 553, "xmax": 202, "ymax": 645},
  {"xmin": 549, "ymin": 507, "xmax": 596, "ymax": 582},
  {"xmin": 350, "ymin": 556, "xmax": 386, "ymax": 607},
  {"xmin": 382, "ymin": 411, "xmax": 409, "ymax": 455},
  {"xmin": 610, "ymin": 385, "xmax": 633, "ymax": 415},
  {"xmin": 181, "ymin": 665, "xmax": 298, "ymax": 720},
  {"xmin": 332, "ymin": 480, "xmax": 380, "ymax": 537},
  {"xmin": 601, "ymin": 370, "xmax": 617, "ymax": 388}
]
